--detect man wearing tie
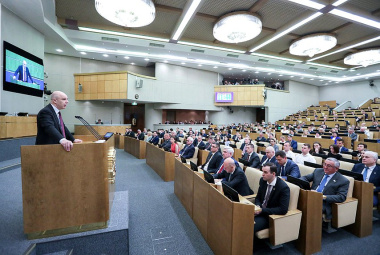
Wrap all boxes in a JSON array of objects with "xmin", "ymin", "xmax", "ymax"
[
  {"xmin": 254, "ymin": 163, "xmax": 290, "ymax": 233},
  {"xmin": 13, "ymin": 60, "xmax": 34, "ymax": 83},
  {"xmin": 179, "ymin": 137, "xmax": 195, "ymax": 159},
  {"xmin": 275, "ymin": 151, "xmax": 300, "ymax": 180},
  {"xmin": 301, "ymin": 158, "xmax": 349, "ymax": 220},
  {"xmin": 36, "ymin": 91, "xmax": 82, "ymax": 151},
  {"xmin": 200, "ymin": 142, "xmax": 222, "ymax": 172},
  {"xmin": 260, "ymin": 146, "xmax": 277, "ymax": 166},
  {"xmin": 242, "ymin": 144, "xmax": 260, "ymax": 168},
  {"xmin": 211, "ymin": 146, "xmax": 239, "ymax": 174},
  {"xmin": 213, "ymin": 158, "xmax": 253, "ymax": 196},
  {"xmin": 352, "ymin": 151, "xmax": 380, "ymax": 206}
]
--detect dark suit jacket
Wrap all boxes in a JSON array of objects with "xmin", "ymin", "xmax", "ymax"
[
  {"xmin": 301, "ymin": 168, "xmax": 349, "ymax": 219},
  {"xmin": 256, "ymin": 137, "xmax": 266, "ymax": 142},
  {"xmin": 290, "ymin": 140, "xmax": 298, "ymax": 150},
  {"xmin": 352, "ymin": 163, "xmax": 380, "ymax": 193},
  {"xmin": 149, "ymin": 136, "xmax": 159, "ymax": 145},
  {"xmin": 204, "ymin": 142, "xmax": 212, "ymax": 151},
  {"xmin": 128, "ymin": 131, "xmax": 135, "ymax": 138},
  {"xmin": 14, "ymin": 65, "xmax": 33, "ymax": 82},
  {"xmin": 276, "ymin": 159, "xmax": 300, "ymax": 179},
  {"xmin": 260, "ymin": 155, "xmax": 277, "ymax": 166},
  {"xmin": 243, "ymin": 152, "xmax": 260, "ymax": 168},
  {"xmin": 137, "ymin": 133, "xmax": 145, "ymax": 140},
  {"xmin": 36, "ymin": 104, "xmax": 74, "ymax": 145},
  {"xmin": 254, "ymin": 177, "xmax": 290, "ymax": 216},
  {"xmin": 161, "ymin": 139, "xmax": 171, "ymax": 150},
  {"xmin": 213, "ymin": 166, "xmax": 253, "ymax": 196},
  {"xmin": 179, "ymin": 144, "xmax": 195, "ymax": 159},
  {"xmin": 202, "ymin": 151, "xmax": 223, "ymax": 172},
  {"xmin": 339, "ymin": 146, "xmax": 349, "ymax": 153},
  {"xmin": 197, "ymin": 141, "xmax": 206, "ymax": 150}
]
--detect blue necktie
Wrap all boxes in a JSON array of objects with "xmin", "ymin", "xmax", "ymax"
[
  {"xmin": 316, "ymin": 174, "xmax": 329, "ymax": 193},
  {"xmin": 362, "ymin": 167, "xmax": 369, "ymax": 182},
  {"xmin": 281, "ymin": 166, "xmax": 285, "ymax": 176}
]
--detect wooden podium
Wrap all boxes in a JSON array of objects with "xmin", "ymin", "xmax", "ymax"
[{"xmin": 21, "ymin": 136, "xmax": 115, "ymax": 239}]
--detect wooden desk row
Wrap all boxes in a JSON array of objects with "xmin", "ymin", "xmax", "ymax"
[{"xmin": 0, "ymin": 116, "xmax": 37, "ymax": 139}]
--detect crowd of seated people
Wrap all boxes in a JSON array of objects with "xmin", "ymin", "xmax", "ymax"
[{"xmin": 222, "ymin": 78, "xmax": 260, "ymax": 85}]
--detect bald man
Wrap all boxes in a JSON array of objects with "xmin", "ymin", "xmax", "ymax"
[
  {"xmin": 13, "ymin": 60, "xmax": 33, "ymax": 83},
  {"xmin": 36, "ymin": 91, "xmax": 82, "ymax": 151}
]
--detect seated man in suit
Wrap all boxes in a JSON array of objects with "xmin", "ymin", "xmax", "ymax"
[
  {"xmin": 275, "ymin": 151, "xmax": 300, "ymax": 180},
  {"xmin": 242, "ymin": 144, "xmax": 260, "ymax": 169},
  {"xmin": 148, "ymin": 131, "xmax": 159, "ymax": 145},
  {"xmin": 256, "ymin": 132, "xmax": 267, "ymax": 142},
  {"xmin": 287, "ymin": 135, "xmax": 298, "ymax": 150},
  {"xmin": 240, "ymin": 137, "xmax": 251, "ymax": 153},
  {"xmin": 254, "ymin": 163, "xmax": 290, "ymax": 233},
  {"xmin": 348, "ymin": 128, "xmax": 358, "ymax": 147},
  {"xmin": 159, "ymin": 133, "xmax": 171, "ymax": 150},
  {"xmin": 212, "ymin": 146, "xmax": 239, "ymax": 174},
  {"xmin": 179, "ymin": 137, "xmax": 195, "ymax": 159},
  {"xmin": 336, "ymin": 138, "xmax": 349, "ymax": 153},
  {"xmin": 195, "ymin": 135, "xmax": 206, "ymax": 150},
  {"xmin": 260, "ymin": 146, "xmax": 277, "ymax": 166},
  {"xmin": 283, "ymin": 141, "xmax": 296, "ymax": 160},
  {"xmin": 213, "ymin": 158, "xmax": 253, "ymax": 196},
  {"xmin": 301, "ymin": 158, "xmax": 349, "ymax": 220},
  {"xmin": 204, "ymin": 136, "xmax": 215, "ymax": 151},
  {"xmin": 201, "ymin": 142, "xmax": 223, "ymax": 172},
  {"xmin": 136, "ymin": 129, "xmax": 144, "ymax": 140},
  {"xmin": 352, "ymin": 151, "xmax": 380, "ymax": 206}
]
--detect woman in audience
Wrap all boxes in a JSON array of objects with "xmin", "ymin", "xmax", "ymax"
[
  {"xmin": 268, "ymin": 139, "xmax": 279, "ymax": 152},
  {"xmin": 311, "ymin": 142, "xmax": 325, "ymax": 155},
  {"xmin": 223, "ymin": 136, "xmax": 231, "ymax": 146},
  {"xmin": 170, "ymin": 137, "xmax": 179, "ymax": 156},
  {"xmin": 145, "ymin": 131, "xmax": 152, "ymax": 142},
  {"xmin": 279, "ymin": 135, "xmax": 286, "ymax": 145},
  {"xmin": 301, "ymin": 130, "xmax": 308, "ymax": 137},
  {"xmin": 327, "ymin": 144, "xmax": 342, "ymax": 160},
  {"xmin": 330, "ymin": 132, "xmax": 341, "ymax": 144}
]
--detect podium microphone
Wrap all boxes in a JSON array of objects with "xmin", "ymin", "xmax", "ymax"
[{"xmin": 75, "ymin": 116, "xmax": 102, "ymax": 140}]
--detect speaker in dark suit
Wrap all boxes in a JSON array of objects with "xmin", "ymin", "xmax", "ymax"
[
  {"xmin": 301, "ymin": 158, "xmax": 349, "ymax": 220},
  {"xmin": 36, "ymin": 91, "xmax": 82, "ymax": 151},
  {"xmin": 254, "ymin": 163, "xmax": 290, "ymax": 232}
]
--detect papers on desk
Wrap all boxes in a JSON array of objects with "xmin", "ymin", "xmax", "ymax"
[{"xmin": 95, "ymin": 140, "xmax": 106, "ymax": 143}]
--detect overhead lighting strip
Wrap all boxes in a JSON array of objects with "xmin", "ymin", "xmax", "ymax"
[
  {"xmin": 306, "ymin": 62, "xmax": 346, "ymax": 70},
  {"xmin": 251, "ymin": 52, "xmax": 303, "ymax": 63},
  {"xmin": 308, "ymin": 35, "xmax": 380, "ymax": 61},
  {"xmin": 177, "ymin": 41, "xmax": 246, "ymax": 53},
  {"xmin": 171, "ymin": 0, "xmax": 203, "ymax": 40},
  {"xmin": 249, "ymin": 12, "xmax": 323, "ymax": 52},
  {"xmin": 287, "ymin": 0, "xmax": 325, "ymax": 10},
  {"xmin": 330, "ymin": 9, "xmax": 380, "ymax": 30},
  {"xmin": 78, "ymin": 27, "xmax": 169, "ymax": 42}
]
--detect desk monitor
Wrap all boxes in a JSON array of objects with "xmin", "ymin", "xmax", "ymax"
[
  {"xmin": 230, "ymin": 144, "xmax": 237, "ymax": 148},
  {"xmin": 238, "ymin": 158, "xmax": 249, "ymax": 166},
  {"xmin": 17, "ymin": 112, "xmax": 28, "ymax": 116},
  {"xmin": 190, "ymin": 161, "xmax": 198, "ymax": 171},
  {"xmin": 293, "ymin": 149, "xmax": 301, "ymax": 154},
  {"xmin": 163, "ymin": 146, "xmax": 171, "ymax": 152},
  {"xmin": 203, "ymin": 170, "xmax": 214, "ymax": 184},
  {"xmin": 339, "ymin": 157, "xmax": 359, "ymax": 164},
  {"xmin": 338, "ymin": 169, "xmax": 363, "ymax": 181},
  {"xmin": 364, "ymin": 139, "xmax": 378, "ymax": 143},
  {"xmin": 287, "ymin": 176, "xmax": 311, "ymax": 190},
  {"xmin": 0, "ymin": 112, "xmax": 8, "ymax": 116},
  {"xmin": 304, "ymin": 161, "xmax": 323, "ymax": 168},
  {"xmin": 222, "ymin": 183, "xmax": 240, "ymax": 202},
  {"xmin": 257, "ymin": 143, "xmax": 265, "ymax": 147},
  {"xmin": 103, "ymin": 132, "xmax": 114, "ymax": 140},
  {"xmin": 260, "ymin": 151, "xmax": 266, "ymax": 155},
  {"xmin": 180, "ymin": 156, "xmax": 187, "ymax": 163}
]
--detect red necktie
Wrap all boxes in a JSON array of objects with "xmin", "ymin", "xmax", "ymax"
[
  {"xmin": 58, "ymin": 112, "xmax": 66, "ymax": 138},
  {"xmin": 217, "ymin": 164, "xmax": 224, "ymax": 174}
]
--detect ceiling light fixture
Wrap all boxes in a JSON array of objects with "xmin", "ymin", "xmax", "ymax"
[
  {"xmin": 103, "ymin": 54, "xmax": 109, "ymax": 57},
  {"xmin": 171, "ymin": 0, "xmax": 202, "ymax": 40},
  {"xmin": 78, "ymin": 27, "xmax": 169, "ymax": 42},
  {"xmin": 213, "ymin": 12, "xmax": 262, "ymax": 43},
  {"xmin": 330, "ymin": 9, "xmax": 380, "ymax": 29},
  {"xmin": 124, "ymin": 56, "xmax": 130, "ymax": 59},
  {"xmin": 249, "ymin": 12, "xmax": 322, "ymax": 52},
  {"xmin": 56, "ymin": 49, "xmax": 63, "ymax": 52},
  {"xmin": 287, "ymin": 0, "xmax": 325, "ymax": 10},
  {"xmin": 344, "ymin": 48, "xmax": 380, "ymax": 67},
  {"xmin": 80, "ymin": 52, "xmax": 86, "ymax": 55},
  {"xmin": 309, "ymin": 35, "xmax": 380, "ymax": 61},
  {"xmin": 332, "ymin": 0, "xmax": 348, "ymax": 6},
  {"xmin": 95, "ymin": 0, "xmax": 155, "ymax": 27},
  {"xmin": 289, "ymin": 33, "xmax": 337, "ymax": 58}
]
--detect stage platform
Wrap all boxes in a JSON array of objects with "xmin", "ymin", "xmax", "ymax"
[{"xmin": 0, "ymin": 188, "xmax": 129, "ymax": 255}]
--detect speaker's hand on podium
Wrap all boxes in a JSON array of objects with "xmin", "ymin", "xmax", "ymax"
[
  {"xmin": 74, "ymin": 139, "xmax": 83, "ymax": 143},
  {"xmin": 60, "ymin": 138, "xmax": 73, "ymax": 152}
]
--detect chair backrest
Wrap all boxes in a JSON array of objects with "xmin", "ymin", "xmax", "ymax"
[
  {"xmin": 297, "ymin": 142, "xmax": 304, "ymax": 151},
  {"xmin": 339, "ymin": 161, "xmax": 354, "ymax": 171},
  {"xmin": 179, "ymin": 137, "xmax": 184, "ymax": 143},
  {"xmin": 343, "ymin": 175, "xmax": 355, "ymax": 198},
  {"xmin": 158, "ymin": 138, "xmax": 162, "ymax": 144},
  {"xmin": 220, "ymin": 144, "xmax": 225, "ymax": 151},
  {"xmin": 314, "ymin": 156, "xmax": 323, "ymax": 165},
  {"xmin": 236, "ymin": 142, "xmax": 242, "ymax": 150},
  {"xmin": 285, "ymin": 181, "xmax": 300, "ymax": 211},
  {"xmin": 258, "ymin": 153, "xmax": 264, "ymax": 161},
  {"xmin": 191, "ymin": 147, "xmax": 199, "ymax": 160},
  {"xmin": 245, "ymin": 167, "xmax": 262, "ymax": 194},
  {"xmin": 277, "ymin": 144, "xmax": 283, "ymax": 151},
  {"xmin": 340, "ymin": 153, "xmax": 352, "ymax": 159},
  {"xmin": 298, "ymin": 164, "xmax": 315, "ymax": 176},
  {"xmin": 177, "ymin": 142, "xmax": 184, "ymax": 150},
  {"xmin": 238, "ymin": 162, "xmax": 244, "ymax": 169}
]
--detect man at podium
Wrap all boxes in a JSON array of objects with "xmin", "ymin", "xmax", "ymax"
[{"xmin": 36, "ymin": 91, "xmax": 82, "ymax": 151}]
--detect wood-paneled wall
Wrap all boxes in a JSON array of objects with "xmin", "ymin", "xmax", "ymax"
[{"xmin": 214, "ymin": 85, "xmax": 265, "ymax": 106}]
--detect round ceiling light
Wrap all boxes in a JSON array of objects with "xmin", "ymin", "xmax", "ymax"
[
  {"xmin": 95, "ymin": 0, "xmax": 155, "ymax": 27},
  {"xmin": 344, "ymin": 48, "xmax": 380, "ymax": 67},
  {"xmin": 213, "ymin": 12, "xmax": 262, "ymax": 43},
  {"xmin": 289, "ymin": 33, "xmax": 337, "ymax": 58}
]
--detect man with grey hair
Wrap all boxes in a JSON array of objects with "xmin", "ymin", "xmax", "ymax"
[
  {"xmin": 179, "ymin": 137, "xmax": 195, "ymax": 159},
  {"xmin": 348, "ymin": 128, "xmax": 358, "ymax": 147},
  {"xmin": 352, "ymin": 151, "xmax": 380, "ymax": 206},
  {"xmin": 301, "ymin": 157, "xmax": 349, "ymax": 220},
  {"xmin": 36, "ymin": 91, "xmax": 82, "ymax": 151},
  {"xmin": 211, "ymin": 146, "xmax": 238, "ymax": 174}
]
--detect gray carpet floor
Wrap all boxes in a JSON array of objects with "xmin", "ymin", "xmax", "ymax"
[{"xmin": 1, "ymin": 149, "xmax": 380, "ymax": 255}]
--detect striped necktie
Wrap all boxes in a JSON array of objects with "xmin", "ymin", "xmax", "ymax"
[{"xmin": 58, "ymin": 112, "xmax": 66, "ymax": 138}]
